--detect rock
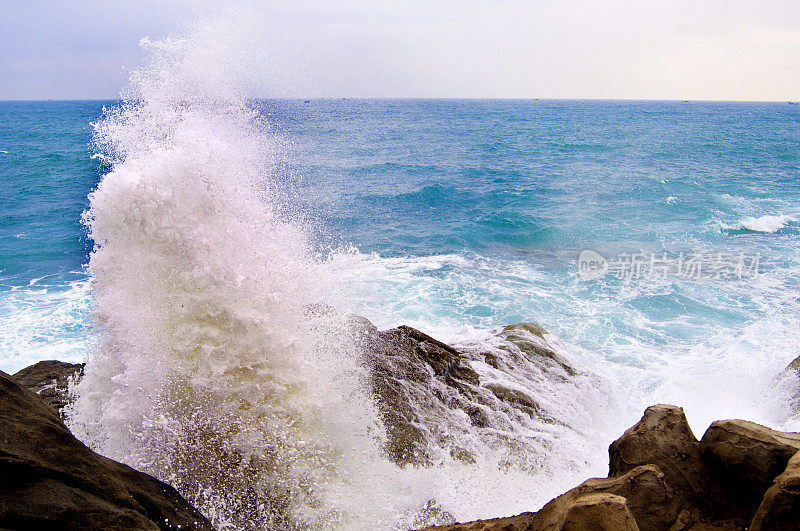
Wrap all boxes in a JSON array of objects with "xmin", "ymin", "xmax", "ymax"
[
  {"xmin": 749, "ymin": 451, "xmax": 800, "ymax": 530},
  {"xmin": 560, "ymin": 493, "xmax": 639, "ymax": 530},
  {"xmin": 422, "ymin": 404, "xmax": 800, "ymax": 531},
  {"xmin": 359, "ymin": 320, "xmax": 590, "ymax": 468},
  {"xmin": 608, "ymin": 404, "xmax": 716, "ymax": 513},
  {"xmin": 423, "ymin": 465, "xmax": 676, "ymax": 531},
  {"xmin": 528, "ymin": 465, "xmax": 678, "ymax": 531},
  {"xmin": 11, "ymin": 360, "xmax": 84, "ymax": 416},
  {"xmin": 777, "ymin": 356, "xmax": 800, "ymax": 414},
  {"xmin": 0, "ymin": 370, "xmax": 212, "ymax": 530},
  {"xmin": 496, "ymin": 323, "xmax": 577, "ymax": 377},
  {"xmin": 700, "ymin": 419, "xmax": 800, "ymax": 519},
  {"xmin": 567, "ymin": 466, "xmax": 678, "ymax": 530},
  {"xmin": 360, "ymin": 324, "xmax": 481, "ymax": 466}
]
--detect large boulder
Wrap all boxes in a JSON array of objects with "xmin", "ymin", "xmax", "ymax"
[
  {"xmin": 749, "ymin": 451, "xmax": 800, "ymax": 530},
  {"xmin": 423, "ymin": 405, "xmax": 800, "ymax": 531},
  {"xmin": 0, "ymin": 370, "xmax": 212, "ymax": 530},
  {"xmin": 11, "ymin": 360, "xmax": 83, "ymax": 416},
  {"xmin": 358, "ymin": 320, "xmax": 606, "ymax": 469},
  {"xmin": 360, "ymin": 324, "xmax": 480, "ymax": 466},
  {"xmin": 700, "ymin": 419, "xmax": 800, "ymax": 519},
  {"xmin": 515, "ymin": 465, "xmax": 677, "ymax": 531},
  {"xmin": 608, "ymin": 404, "xmax": 716, "ymax": 514}
]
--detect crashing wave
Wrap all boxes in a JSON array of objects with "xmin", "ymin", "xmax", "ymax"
[{"xmin": 721, "ymin": 214, "xmax": 798, "ymax": 234}]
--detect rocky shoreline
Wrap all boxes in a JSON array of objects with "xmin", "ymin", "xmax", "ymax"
[
  {"xmin": 3, "ymin": 325, "xmax": 800, "ymax": 530},
  {"xmin": 422, "ymin": 404, "xmax": 800, "ymax": 530},
  {"xmin": 0, "ymin": 363, "xmax": 212, "ymax": 530}
]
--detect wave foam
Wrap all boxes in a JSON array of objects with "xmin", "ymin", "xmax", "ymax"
[
  {"xmin": 721, "ymin": 214, "xmax": 798, "ymax": 233},
  {"xmin": 67, "ymin": 16, "xmax": 409, "ymax": 529},
  {"xmin": 0, "ymin": 276, "xmax": 91, "ymax": 373}
]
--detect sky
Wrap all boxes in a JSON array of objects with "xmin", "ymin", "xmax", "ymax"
[{"xmin": 1, "ymin": 0, "xmax": 799, "ymax": 101}]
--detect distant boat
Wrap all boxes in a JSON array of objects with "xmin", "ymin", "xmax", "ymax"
[{"xmin": 788, "ymin": 101, "xmax": 799, "ymax": 105}]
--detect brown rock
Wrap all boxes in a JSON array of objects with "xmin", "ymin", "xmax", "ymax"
[
  {"xmin": 750, "ymin": 451, "xmax": 800, "ymax": 530},
  {"xmin": 560, "ymin": 493, "xmax": 639, "ymax": 530},
  {"xmin": 424, "ymin": 405, "xmax": 800, "ymax": 531},
  {"xmin": 11, "ymin": 360, "xmax": 84, "ymax": 416},
  {"xmin": 0, "ymin": 370, "xmax": 212, "ymax": 530},
  {"xmin": 700, "ymin": 419, "xmax": 800, "ymax": 519},
  {"xmin": 420, "ymin": 512, "xmax": 537, "ymax": 530},
  {"xmin": 608, "ymin": 404, "xmax": 715, "ymax": 512},
  {"xmin": 424, "ymin": 465, "xmax": 677, "ymax": 531},
  {"xmin": 528, "ymin": 465, "xmax": 678, "ymax": 531}
]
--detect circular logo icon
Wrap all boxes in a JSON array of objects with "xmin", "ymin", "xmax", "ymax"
[{"xmin": 578, "ymin": 249, "xmax": 608, "ymax": 280}]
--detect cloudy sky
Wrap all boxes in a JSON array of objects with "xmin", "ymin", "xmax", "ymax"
[{"xmin": 1, "ymin": 0, "xmax": 799, "ymax": 101}]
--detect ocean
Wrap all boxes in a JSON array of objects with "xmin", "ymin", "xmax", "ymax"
[{"xmin": 2, "ymin": 96, "xmax": 800, "ymax": 527}]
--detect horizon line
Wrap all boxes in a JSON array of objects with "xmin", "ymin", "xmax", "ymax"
[{"xmin": 1, "ymin": 97, "xmax": 798, "ymax": 104}]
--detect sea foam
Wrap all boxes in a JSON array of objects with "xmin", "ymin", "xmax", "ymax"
[{"xmin": 721, "ymin": 214, "xmax": 798, "ymax": 233}]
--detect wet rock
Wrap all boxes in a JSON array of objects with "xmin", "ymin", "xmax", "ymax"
[
  {"xmin": 496, "ymin": 323, "xmax": 577, "ymax": 377},
  {"xmin": 700, "ymin": 419, "xmax": 800, "ymax": 519},
  {"xmin": 0, "ymin": 370, "xmax": 212, "ymax": 530},
  {"xmin": 502, "ymin": 322, "xmax": 547, "ymax": 338},
  {"xmin": 778, "ymin": 356, "xmax": 800, "ymax": 414},
  {"xmin": 360, "ymin": 324, "xmax": 482, "ymax": 466},
  {"xmin": 750, "ymin": 451, "xmax": 800, "ymax": 530},
  {"xmin": 358, "ymin": 320, "xmax": 588, "ymax": 468},
  {"xmin": 11, "ymin": 360, "xmax": 84, "ymax": 416}
]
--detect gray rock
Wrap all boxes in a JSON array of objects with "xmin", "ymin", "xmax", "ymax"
[{"xmin": 359, "ymin": 320, "xmax": 582, "ymax": 468}]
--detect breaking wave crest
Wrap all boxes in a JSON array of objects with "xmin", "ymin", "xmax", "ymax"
[
  {"xmin": 720, "ymin": 214, "xmax": 799, "ymax": 234},
  {"xmin": 66, "ymin": 14, "xmax": 617, "ymax": 529},
  {"xmin": 67, "ymin": 16, "xmax": 403, "ymax": 529}
]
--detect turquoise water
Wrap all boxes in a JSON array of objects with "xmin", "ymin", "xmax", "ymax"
[{"xmin": 2, "ymin": 99, "xmax": 800, "ymax": 432}]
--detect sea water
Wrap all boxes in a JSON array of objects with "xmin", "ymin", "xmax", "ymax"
[{"xmin": 1, "ymin": 24, "xmax": 800, "ymax": 530}]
